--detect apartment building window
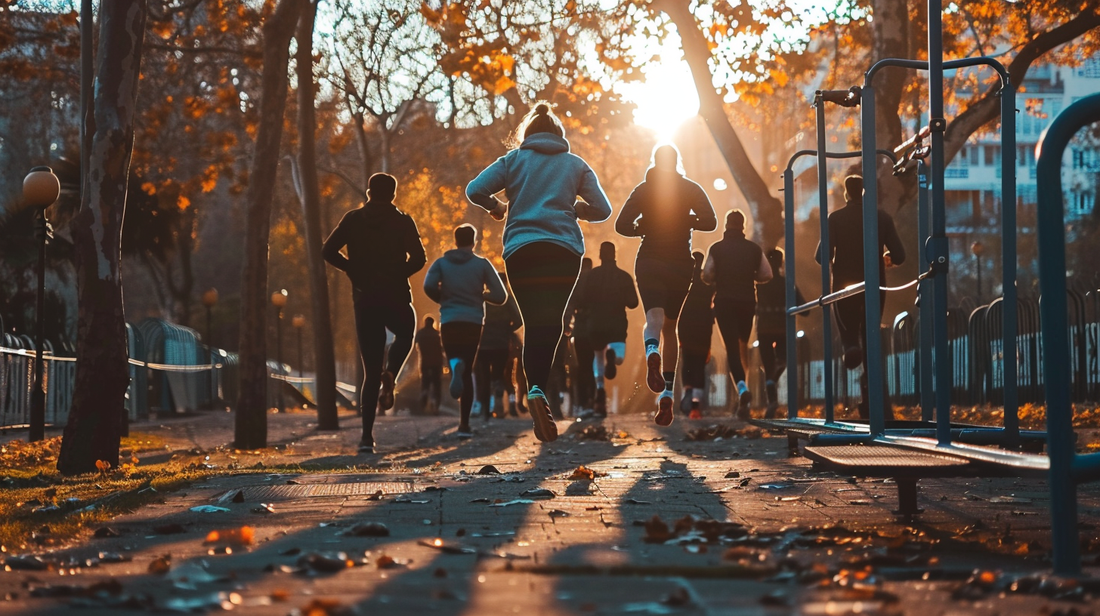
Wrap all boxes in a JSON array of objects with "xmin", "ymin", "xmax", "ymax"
[
  {"xmin": 1079, "ymin": 57, "xmax": 1100, "ymax": 79},
  {"xmin": 983, "ymin": 145, "xmax": 1001, "ymax": 166},
  {"xmin": 1073, "ymin": 191, "xmax": 1095, "ymax": 215}
]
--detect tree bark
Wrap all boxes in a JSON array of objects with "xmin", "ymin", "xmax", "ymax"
[
  {"xmin": 58, "ymin": 0, "xmax": 147, "ymax": 475},
  {"xmin": 235, "ymin": 0, "xmax": 305, "ymax": 450},
  {"xmin": 295, "ymin": 0, "xmax": 339, "ymax": 430},
  {"xmin": 657, "ymin": 0, "xmax": 783, "ymax": 245}
]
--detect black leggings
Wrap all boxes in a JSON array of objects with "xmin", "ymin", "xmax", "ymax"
[
  {"xmin": 505, "ymin": 242, "xmax": 582, "ymax": 391},
  {"xmin": 714, "ymin": 298, "xmax": 755, "ymax": 384},
  {"xmin": 441, "ymin": 322, "xmax": 482, "ymax": 428},
  {"xmin": 757, "ymin": 333, "xmax": 786, "ymax": 382},
  {"xmin": 354, "ymin": 296, "xmax": 415, "ymax": 442},
  {"xmin": 475, "ymin": 348, "xmax": 510, "ymax": 414}
]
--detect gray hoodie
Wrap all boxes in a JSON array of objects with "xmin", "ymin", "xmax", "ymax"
[{"xmin": 423, "ymin": 248, "xmax": 508, "ymax": 325}]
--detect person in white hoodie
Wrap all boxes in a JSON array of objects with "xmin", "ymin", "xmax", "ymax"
[
  {"xmin": 466, "ymin": 102, "xmax": 612, "ymax": 443},
  {"xmin": 424, "ymin": 224, "xmax": 508, "ymax": 439}
]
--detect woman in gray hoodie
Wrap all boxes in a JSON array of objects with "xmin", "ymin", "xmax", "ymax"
[{"xmin": 466, "ymin": 102, "xmax": 612, "ymax": 443}]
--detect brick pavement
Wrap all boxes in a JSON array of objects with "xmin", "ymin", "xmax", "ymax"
[{"xmin": 2, "ymin": 408, "xmax": 1099, "ymax": 615}]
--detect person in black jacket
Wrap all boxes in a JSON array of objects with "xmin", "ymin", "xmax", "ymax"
[
  {"xmin": 576, "ymin": 242, "xmax": 639, "ymax": 416},
  {"xmin": 678, "ymin": 252, "xmax": 714, "ymax": 419},
  {"xmin": 616, "ymin": 144, "xmax": 717, "ymax": 426},
  {"xmin": 815, "ymin": 175, "xmax": 906, "ymax": 418},
  {"xmin": 323, "ymin": 173, "xmax": 426, "ymax": 454},
  {"xmin": 476, "ymin": 273, "xmax": 522, "ymax": 420},
  {"xmin": 703, "ymin": 209, "xmax": 772, "ymax": 420},
  {"xmin": 755, "ymin": 248, "xmax": 804, "ymax": 417},
  {"xmin": 565, "ymin": 258, "xmax": 595, "ymax": 415},
  {"xmin": 414, "ymin": 316, "xmax": 444, "ymax": 415}
]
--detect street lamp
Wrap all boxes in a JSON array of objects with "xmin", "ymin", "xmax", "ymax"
[
  {"xmin": 271, "ymin": 289, "xmax": 288, "ymax": 412},
  {"xmin": 292, "ymin": 314, "xmax": 306, "ymax": 378},
  {"xmin": 23, "ymin": 166, "xmax": 60, "ymax": 442},
  {"xmin": 971, "ymin": 240, "xmax": 985, "ymax": 305}
]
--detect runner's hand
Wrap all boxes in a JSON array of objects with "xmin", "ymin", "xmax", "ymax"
[{"xmin": 490, "ymin": 199, "xmax": 507, "ymax": 221}]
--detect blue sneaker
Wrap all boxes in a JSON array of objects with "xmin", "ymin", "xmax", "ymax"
[
  {"xmin": 449, "ymin": 359, "xmax": 466, "ymax": 400},
  {"xmin": 526, "ymin": 386, "xmax": 558, "ymax": 443}
]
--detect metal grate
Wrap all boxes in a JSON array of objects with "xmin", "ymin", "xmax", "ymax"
[
  {"xmin": 805, "ymin": 445, "xmax": 970, "ymax": 469},
  {"xmin": 219, "ymin": 481, "xmax": 415, "ymax": 502}
]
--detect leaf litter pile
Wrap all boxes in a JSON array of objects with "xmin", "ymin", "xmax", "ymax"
[{"xmin": 684, "ymin": 424, "xmax": 769, "ymax": 441}]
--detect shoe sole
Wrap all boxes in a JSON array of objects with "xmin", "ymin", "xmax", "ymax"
[
  {"xmin": 379, "ymin": 372, "xmax": 395, "ymax": 411},
  {"xmin": 449, "ymin": 361, "xmax": 465, "ymax": 400},
  {"xmin": 646, "ymin": 353, "xmax": 664, "ymax": 393},
  {"xmin": 358, "ymin": 446, "xmax": 375, "ymax": 454},
  {"xmin": 528, "ymin": 396, "xmax": 558, "ymax": 442},
  {"xmin": 655, "ymin": 396, "xmax": 674, "ymax": 427},
  {"xmin": 605, "ymin": 349, "xmax": 617, "ymax": 380}
]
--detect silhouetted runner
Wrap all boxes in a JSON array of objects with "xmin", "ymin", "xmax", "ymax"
[
  {"xmin": 575, "ymin": 241, "xmax": 638, "ymax": 416},
  {"xmin": 703, "ymin": 209, "xmax": 772, "ymax": 420},
  {"xmin": 414, "ymin": 316, "xmax": 444, "ymax": 415},
  {"xmin": 677, "ymin": 251, "xmax": 714, "ymax": 419},
  {"xmin": 616, "ymin": 144, "xmax": 716, "ymax": 426},
  {"xmin": 566, "ymin": 258, "xmax": 596, "ymax": 416},
  {"xmin": 755, "ymin": 248, "xmax": 804, "ymax": 417},
  {"xmin": 424, "ymin": 224, "xmax": 507, "ymax": 439},
  {"xmin": 466, "ymin": 101, "xmax": 612, "ymax": 443},
  {"xmin": 815, "ymin": 175, "xmax": 906, "ymax": 418},
  {"xmin": 322, "ymin": 173, "xmax": 426, "ymax": 454},
  {"xmin": 476, "ymin": 272, "xmax": 522, "ymax": 419}
]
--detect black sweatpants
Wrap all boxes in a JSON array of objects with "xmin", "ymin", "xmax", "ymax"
[
  {"xmin": 420, "ymin": 365, "xmax": 441, "ymax": 414},
  {"xmin": 573, "ymin": 334, "xmax": 595, "ymax": 407},
  {"xmin": 441, "ymin": 321, "xmax": 483, "ymax": 429},
  {"xmin": 354, "ymin": 296, "xmax": 415, "ymax": 443},
  {"xmin": 714, "ymin": 298, "xmax": 756, "ymax": 384},
  {"xmin": 681, "ymin": 347, "xmax": 709, "ymax": 390},
  {"xmin": 505, "ymin": 242, "xmax": 582, "ymax": 391},
  {"xmin": 476, "ymin": 348, "xmax": 510, "ymax": 416},
  {"xmin": 757, "ymin": 333, "xmax": 786, "ymax": 382}
]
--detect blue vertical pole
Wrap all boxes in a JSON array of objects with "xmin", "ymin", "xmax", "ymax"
[
  {"xmin": 859, "ymin": 81, "xmax": 886, "ymax": 437},
  {"xmin": 1036, "ymin": 93, "xmax": 1100, "ymax": 576},
  {"xmin": 917, "ymin": 160, "xmax": 934, "ymax": 422},
  {"xmin": 815, "ymin": 95, "xmax": 836, "ymax": 424},
  {"xmin": 1000, "ymin": 79, "xmax": 1020, "ymax": 449},
  {"xmin": 927, "ymin": 0, "xmax": 952, "ymax": 446},
  {"xmin": 784, "ymin": 169, "xmax": 799, "ymax": 419}
]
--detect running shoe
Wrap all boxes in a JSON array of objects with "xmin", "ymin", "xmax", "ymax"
[
  {"xmin": 646, "ymin": 350, "xmax": 664, "ymax": 393},
  {"xmin": 526, "ymin": 386, "xmax": 559, "ymax": 442},
  {"xmin": 357, "ymin": 440, "xmax": 375, "ymax": 454},
  {"xmin": 655, "ymin": 392, "xmax": 675, "ymax": 427},
  {"xmin": 689, "ymin": 409, "xmax": 703, "ymax": 420},
  {"xmin": 379, "ymin": 371, "xmax": 395, "ymax": 411},
  {"xmin": 604, "ymin": 348, "xmax": 618, "ymax": 380},
  {"xmin": 456, "ymin": 427, "xmax": 473, "ymax": 440},
  {"xmin": 593, "ymin": 387, "xmax": 607, "ymax": 416},
  {"xmin": 680, "ymin": 390, "xmax": 692, "ymax": 414},
  {"xmin": 737, "ymin": 380, "xmax": 751, "ymax": 408},
  {"xmin": 449, "ymin": 360, "xmax": 466, "ymax": 400}
]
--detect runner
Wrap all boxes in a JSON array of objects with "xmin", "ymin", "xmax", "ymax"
[
  {"xmin": 476, "ymin": 272, "xmax": 522, "ymax": 420},
  {"xmin": 423, "ymin": 224, "xmax": 508, "ymax": 438},
  {"xmin": 466, "ymin": 101, "xmax": 612, "ymax": 443},
  {"xmin": 815, "ymin": 174, "xmax": 906, "ymax": 418},
  {"xmin": 414, "ymin": 316, "xmax": 444, "ymax": 415},
  {"xmin": 322, "ymin": 173, "xmax": 426, "ymax": 454},
  {"xmin": 677, "ymin": 251, "xmax": 714, "ymax": 420},
  {"xmin": 567, "ymin": 258, "xmax": 596, "ymax": 416},
  {"xmin": 755, "ymin": 248, "xmax": 804, "ymax": 417},
  {"xmin": 616, "ymin": 144, "xmax": 716, "ymax": 426},
  {"xmin": 703, "ymin": 209, "xmax": 772, "ymax": 420},
  {"xmin": 576, "ymin": 241, "xmax": 639, "ymax": 416}
]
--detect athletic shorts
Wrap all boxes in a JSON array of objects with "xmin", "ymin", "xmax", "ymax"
[{"xmin": 635, "ymin": 256, "xmax": 693, "ymax": 319}]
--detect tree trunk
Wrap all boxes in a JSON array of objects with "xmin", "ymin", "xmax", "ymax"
[
  {"xmin": 58, "ymin": 0, "xmax": 147, "ymax": 476},
  {"xmin": 235, "ymin": 0, "xmax": 305, "ymax": 450},
  {"xmin": 295, "ymin": 0, "xmax": 339, "ymax": 430},
  {"xmin": 657, "ymin": 0, "xmax": 783, "ymax": 245}
]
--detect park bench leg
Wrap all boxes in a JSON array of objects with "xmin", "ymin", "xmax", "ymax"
[
  {"xmin": 893, "ymin": 478, "xmax": 923, "ymax": 516},
  {"xmin": 787, "ymin": 433, "xmax": 800, "ymax": 457}
]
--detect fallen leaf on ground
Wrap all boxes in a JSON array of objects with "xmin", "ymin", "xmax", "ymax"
[
  {"xmin": 297, "ymin": 552, "xmax": 354, "ymax": 573},
  {"xmin": 291, "ymin": 598, "xmax": 355, "ymax": 616},
  {"xmin": 567, "ymin": 465, "xmax": 607, "ymax": 481},
  {"xmin": 147, "ymin": 555, "xmax": 171, "ymax": 574},
  {"xmin": 204, "ymin": 526, "xmax": 254, "ymax": 546},
  {"xmin": 576, "ymin": 425, "xmax": 609, "ymax": 441}
]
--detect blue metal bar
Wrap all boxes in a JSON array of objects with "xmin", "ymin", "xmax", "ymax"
[
  {"xmin": 815, "ymin": 92, "xmax": 836, "ymax": 423},
  {"xmin": 927, "ymin": 2, "xmax": 952, "ymax": 447},
  {"xmin": 865, "ymin": 56, "xmax": 1009, "ymax": 85},
  {"xmin": 1036, "ymin": 92, "xmax": 1100, "ymax": 576},
  {"xmin": 1071, "ymin": 452, "xmax": 1100, "ymax": 483},
  {"xmin": 784, "ymin": 168, "xmax": 798, "ymax": 419},
  {"xmin": 1000, "ymin": 78, "xmax": 1020, "ymax": 449},
  {"xmin": 859, "ymin": 78, "xmax": 886, "ymax": 437},
  {"xmin": 917, "ymin": 160, "xmax": 934, "ymax": 422}
]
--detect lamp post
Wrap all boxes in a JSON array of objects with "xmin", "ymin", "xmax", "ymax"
[
  {"xmin": 271, "ymin": 289, "xmax": 288, "ymax": 412},
  {"xmin": 23, "ymin": 167, "xmax": 60, "ymax": 442},
  {"xmin": 971, "ymin": 240, "xmax": 985, "ymax": 305},
  {"xmin": 292, "ymin": 314, "xmax": 305, "ymax": 378}
]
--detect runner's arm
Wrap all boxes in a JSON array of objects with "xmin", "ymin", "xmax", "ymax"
[
  {"xmin": 575, "ymin": 164, "xmax": 612, "ymax": 222},
  {"xmin": 701, "ymin": 250, "xmax": 717, "ymax": 285},
  {"xmin": 881, "ymin": 214, "xmax": 907, "ymax": 266},
  {"xmin": 755, "ymin": 250, "xmax": 774, "ymax": 283},
  {"xmin": 466, "ymin": 157, "xmax": 508, "ymax": 216},
  {"xmin": 423, "ymin": 260, "xmax": 443, "ymax": 304},
  {"xmin": 615, "ymin": 186, "xmax": 644, "ymax": 237},
  {"xmin": 321, "ymin": 216, "xmax": 350, "ymax": 271},
  {"xmin": 404, "ymin": 218, "xmax": 427, "ymax": 276},
  {"xmin": 690, "ymin": 185, "xmax": 717, "ymax": 232},
  {"xmin": 484, "ymin": 264, "xmax": 508, "ymax": 305},
  {"xmin": 625, "ymin": 275, "xmax": 640, "ymax": 310}
]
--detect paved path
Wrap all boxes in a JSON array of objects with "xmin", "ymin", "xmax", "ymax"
[{"xmin": 3, "ymin": 408, "xmax": 1099, "ymax": 614}]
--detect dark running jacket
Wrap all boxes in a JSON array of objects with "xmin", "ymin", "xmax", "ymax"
[
  {"xmin": 815, "ymin": 198, "xmax": 906, "ymax": 290},
  {"xmin": 756, "ymin": 276, "xmax": 804, "ymax": 336},
  {"xmin": 708, "ymin": 230, "xmax": 764, "ymax": 304},
  {"xmin": 575, "ymin": 260, "xmax": 639, "ymax": 342},
  {"xmin": 615, "ymin": 168, "xmax": 717, "ymax": 262},
  {"xmin": 322, "ymin": 201, "xmax": 426, "ymax": 303}
]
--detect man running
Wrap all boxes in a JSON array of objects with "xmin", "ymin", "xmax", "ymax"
[
  {"xmin": 815, "ymin": 174, "xmax": 906, "ymax": 418},
  {"xmin": 576, "ymin": 241, "xmax": 639, "ymax": 416},
  {"xmin": 677, "ymin": 251, "xmax": 714, "ymax": 419},
  {"xmin": 567, "ymin": 258, "xmax": 596, "ymax": 416},
  {"xmin": 414, "ymin": 316, "xmax": 444, "ymax": 415},
  {"xmin": 703, "ymin": 209, "xmax": 772, "ymax": 420},
  {"xmin": 424, "ymin": 224, "xmax": 508, "ymax": 438},
  {"xmin": 616, "ymin": 144, "xmax": 716, "ymax": 426},
  {"xmin": 476, "ymin": 272, "xmax": 522, "ymax": 420},
  {"xmin": 323, "ymin": 173, "xmax": 426, "ymax": 454},
  {"xmin": 755, "ymin": 248, "xmax": 804, "ymax": 417}
]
